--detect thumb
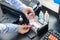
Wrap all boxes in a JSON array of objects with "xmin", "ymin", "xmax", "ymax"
[
  {"xmin": 25, "ymin": 14, "xmax": 30, "ymax": 20},
  {"xmin": 25, "ymin": 13, "xmax": 35, "ymax": 20}
]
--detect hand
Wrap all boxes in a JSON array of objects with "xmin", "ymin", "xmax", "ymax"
[
  {"xmin": 22, "ymin": 6, "xmax": 35, "ymax": 20},
  {"xmin": 18, "ymin": 24, "xmax": 30, "ymax": 34}
]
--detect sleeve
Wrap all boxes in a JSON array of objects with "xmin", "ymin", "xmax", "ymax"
[
  {"xmin": 5, "ymin": 0, "xmax": 26, "ymax": 11},
  {"xmin": 0, "ymin": 23, "xmax": 19, "ymax": 34}
]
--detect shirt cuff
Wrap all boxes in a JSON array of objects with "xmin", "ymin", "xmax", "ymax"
[
  {"xmin": 0, "ymin": 23, "xmax": 20, "ymax": 34},
  {"xmin": 5, "ymin": 23, "xmax": 20, "ymax": 33}
]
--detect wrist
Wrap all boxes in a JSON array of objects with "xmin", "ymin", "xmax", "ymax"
[{"xmin": 21, "ymin": 5, "xmax": 27, "ymax": 12}]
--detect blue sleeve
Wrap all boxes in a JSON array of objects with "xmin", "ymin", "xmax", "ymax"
[
  {"xmin": 0, "ymin": 23, "xmax": 19, "ymax": 34},
  {"xmin": 5, "ymin": 0, "xmax": 25, "ymax": 11}
]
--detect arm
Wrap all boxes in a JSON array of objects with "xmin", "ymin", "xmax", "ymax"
[
  {"xmin": 0, "ymin": 23, "xmax": 30, "ymax": 34},
  {"xmin": 5, "ymin": 0, "xmax": 35, "ymax": 20},
  {"xmin": 5, "ymin": 0, "xmax": 26, "ymax": 11},
  {"xmin": 0, "ymin": 23, "xmax": 19, "ymax": 34}
]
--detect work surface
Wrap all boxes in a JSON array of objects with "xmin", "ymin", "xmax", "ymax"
[
  {"xmin": 0, "ymin": 1, "xmax": 60, "ymax": 40},
  {"xmin": 0, "ymin": 7, "xmax": 60, "ymax": 40}
]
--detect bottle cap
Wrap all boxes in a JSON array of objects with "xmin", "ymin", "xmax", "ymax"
[{"xmin": 45, "ymin": 11, "xmax": 49, "ymax": 16}]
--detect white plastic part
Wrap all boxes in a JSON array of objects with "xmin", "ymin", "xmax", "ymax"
[
  {"xmin": 19, "ymin": 16, "xmax": 23, "ymax": 22},
  {"xmin": 39, "ymin": 11, "xmax": 44, "ymax": 24},
  {"xmin": 45, "ymin": 11, "xmax": 49, "ymax": 23}
]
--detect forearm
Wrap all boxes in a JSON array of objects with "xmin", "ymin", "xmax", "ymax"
[
  {"xmin": 5, "ymin": 0, "xmax": 26, "ymax": 11},
  {"xmin": 0, "ymin": 23, "xmax": 19, "ymax": 34}
]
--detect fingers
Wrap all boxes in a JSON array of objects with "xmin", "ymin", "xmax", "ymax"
[
  {"xmin": 25, "ymin": 12, "xmax": 35, "ymax": 20},
  {"xmin": 24, "ymin": 7, "xmax": 35, "ymax": 20},
  {"xmin": 18, "ymin": 24, "xmax": 30, "ymax": 34},
  {"xmin": 23, "ymin": 25, "xmax": 29, "ymax": 30},
  {"xmin": 25, "ymin": 28, "xmax": 30, "ymax": 33},
  {"xmin": 23, "ymin": 24, "xmax": 30, "ymax": 33},
  {"xmin": 28, "ymin": 7, "xmax": 35, "ymax": 17}
]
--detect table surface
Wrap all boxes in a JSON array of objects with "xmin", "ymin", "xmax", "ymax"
[{"xmin": 0, "ymin": 1, "xmax": 60, "ymax": 40}]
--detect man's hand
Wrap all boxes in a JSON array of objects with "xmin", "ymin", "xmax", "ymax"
[
  {"xmin": 22, "ymin": 6, "xmax": 35, "ymax": 20},
  {"xmin": 18, "ymin": 24, "xmax": 30, "ymax": 34}
]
